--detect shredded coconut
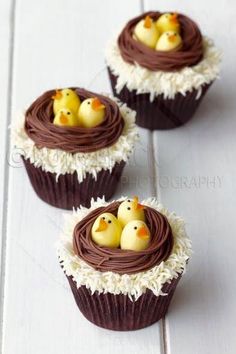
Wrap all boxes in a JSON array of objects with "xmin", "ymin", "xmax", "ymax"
[
  {"xmin": 11, "ymin": 98, "xmax": 138, "ymax": 182},
  {"xmin": 57, "ymin": 197, "xmax": 192, "ymax": 301},
  {"xmin": 105, "ymin": 36, "xmax": 221, "ymax": 101}
]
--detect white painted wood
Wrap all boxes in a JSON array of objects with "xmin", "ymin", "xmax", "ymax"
[
  {"xmin": 144, "ymin": 0, "xmax": 236, "ymax": 353},
  {"xmin": 0, "ymin": 1, "xmax": 12, "ymax": 273},
  {"xmin": 0, "ymin": 2, "xmax": 13, "ymax": 349},
  {"xmin": 3, "ymin": 0, "xmax": 236, "ymax": 353},
  {"xmin": 2, "ymin": 1, "xmax": 162, "ymax": 353}
]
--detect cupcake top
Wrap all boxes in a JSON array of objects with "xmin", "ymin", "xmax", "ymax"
[
  {"xmin": 118, "ymin": 11, "xmax": 203, "ymax": 72},
  {"xmin": 25, "ymin": 88, "xmax": 125, "ymax": 153},
  {"xmin": 11, "ymin": 89, "xmax": 138, "ymax": 182},
  {"xmin": 73, "ymin": 200, "xmax": 173, "ymax": 274},
  {"xmin": 58, "ymin": 197, "xmax": 192, "ymax": 300},
  {"xmin": 105, "ymin": 11, "xmax": 221, "ymax": 100}
]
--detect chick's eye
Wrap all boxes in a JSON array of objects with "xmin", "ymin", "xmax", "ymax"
[
  {"xmin": 127, "ymin": 199, "xmax": 131, "ymax": 202},
  {"xmin": 67, "ymin": 112, "xmax": 70, "ymax": 115},
  {"xmin": 88, "ymin": 102, "xmax": 90, "ymax": 104},
  {"xmin": 127, "ymin": 207, "xmax": 131, "ymax": 210},
  {"xmin": 102, "ymin": 217, "xmax": 105, "ymax": 220},
  {"xmin": 67, "ymin": 93, "xmax": 69, "ymax": 96},
  {"xmin": 134, "ymin": 226, "xmax": 137, "ymax": 230},
  {"xmin": 108, "ymin": 220, "xmax": 111, "ymax": 224}
]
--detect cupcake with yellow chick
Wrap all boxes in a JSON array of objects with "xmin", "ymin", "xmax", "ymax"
[
  {"xmin": 12, "ymin": 88, "xmax": 138, "ymax": 209},
  {"xmin": 58, "ymin": 196, "xmax": 192, "ymax": 330},
  {"xmin": 106, "ymin": 10, "xmax": 221, "ymax": 129}
]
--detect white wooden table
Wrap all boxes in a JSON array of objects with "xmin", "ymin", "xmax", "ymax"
[{"xmin": 1, "ymin": 0, "xmax": 236, "ymax": 353}]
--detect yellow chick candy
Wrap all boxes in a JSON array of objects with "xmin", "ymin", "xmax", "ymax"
[
  {"xmin": 134, "ymin": 15, "xmax": 160, "ymax": 49},
  {"xmin": 91, "ymin": 213, "xmax": 122, "ymax": 248},
  {"xmin": 156, "ymin": 31, "xmax": 182, "ymax": 52},
  {"xmin": 52, "ymin": 88, "xmax": 81, "ymax": 115},
  {"xmin": 120, "ymin": 220, "xmax": 150, "ymax": 251},
  {"xmin": 117, "ymin": 197, "xmax": 145, "ymax": 228},
  {"xmin": 156, "ymin": 13, "xmax": 180, "ymax": 34},
  {"xmin": 53, "ymin": 108, "xmax": 80, "ymax": 127},
  {"xmin": 78, "ymin": 97, "xmax": 105, "ymax": 128}
]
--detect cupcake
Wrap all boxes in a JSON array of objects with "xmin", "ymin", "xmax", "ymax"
[
  {"xmin": 11, "ymin": 88, "xmax": 138, "ymax": 209},
  {"xmin": 57, "ymin": 197, "xmax": 192, "ymax": 331},
  {"xmin": 106, "ymin": 11, "xmax": 221, "ymax": 130}
]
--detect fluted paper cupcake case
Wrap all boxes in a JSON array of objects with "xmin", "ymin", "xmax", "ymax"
[
  {"xmin": 67, "ymin": 274, "xmax": 181, "ymax": 331},
  {"xmin": 23, "ymin": 158, "xmax": 125, "ymax": 210},
  {"xmin": 108, "ymin": 67, "xmax": 212, "ymax": 130}
]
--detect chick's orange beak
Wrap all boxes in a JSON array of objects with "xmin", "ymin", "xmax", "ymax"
[
  {"xmin": 95, "ymin": 218, "xmax": 108, "ymax": 232},
  {"xmin": 168, "ymin": 34, "xmax": 177, "ymax": 42},
  {"xmin": 59, "ymin": 113, "xmax": 68, "ymax": 125},
  {"xmin": 144, "ymin": 15, "xmax": 152, "ymax": 28},
  {"xmin": 137, "ymin": 226, "xmax": 149, "ymax": 239},
  {"xmin": 52, "ymin": 89, "xmax": 62, "ymax": 100},
  {"xmin": 170, "ymin": 13, "xmax": 178, "ymax": 23},
  {"xmin": 133, "ymin": 196, "xmax": 144, "ymax": 210},
  {"xmin": 92, "ymin": 98, "xmax": 105, "ymax": 111}
]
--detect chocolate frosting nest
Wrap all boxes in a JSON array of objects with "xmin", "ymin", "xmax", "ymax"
[
  {"xmin": 73, "ymin": 202, "xmax": 174, "ymax": 275},
  {"xmin": 118, "ymin": 11, "xmax": 203, "ymax": 72},
  {"xmin": 25, "ymin": 88, "xmax": 125, "ymax": 153}
]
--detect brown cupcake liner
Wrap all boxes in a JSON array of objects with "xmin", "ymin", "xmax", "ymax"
[
  {"xmin": 66, "ymin": 274, "xmax": 181, "ymax": 331},
  {"xmin": 22, "ymin": 157, "xmax": 125, "ymax": 210},
  {"xmin": 107, "ymin": 66, "xmax": 212, "ymax": 130}
]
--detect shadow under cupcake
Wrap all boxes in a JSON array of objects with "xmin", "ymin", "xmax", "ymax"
[
  {"xmin": 106, "ymin": 11, "xmax": 221, "ymax": 130},
  {"xmin": 57, "ymin": 197, "xmax": 192, "ymax": 331},
  {"xmin": 11, "ymin": 88, "xmax": 138, "ymax": 209}
]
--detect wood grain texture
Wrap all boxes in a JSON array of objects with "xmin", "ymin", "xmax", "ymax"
[
  {"xmin": 1, "ymin": 0, "xmax": 162, "ymax": 353},
  {"xmin": 145, "ymin": 1, "xmax": 236, "ymax": 353}
]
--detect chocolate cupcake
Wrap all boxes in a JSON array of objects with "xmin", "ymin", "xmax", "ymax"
[
  {"xmin": 57, "ymin": 197, "xmax": 192, "ymax": 331},
  {"xmin": 106, "ymin": 11, "xmax": 221, "ymax": 130},
  {"xmin": 11, "ymin": 88, "xmax": 138, "ymax": 209}
]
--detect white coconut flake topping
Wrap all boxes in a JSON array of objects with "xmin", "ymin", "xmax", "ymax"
[
  {"xmin": 105, "ymin": 36, "xmax": 221, "ymax": 101},
  {"xmin": 11, "ymin": 97, "xmax": 138, "ymax": 182},
  {"xmin": 57, "ymin": 197, "xmax": 192, "ymax": 301}
]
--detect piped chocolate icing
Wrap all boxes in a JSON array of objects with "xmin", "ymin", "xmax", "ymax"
[
  {"xmin": 118, "ymin": 11, "xmax": 203, "ymax": 71},
  {"xmin": 73, "ymin": 202, "xmax": 174, "ymax": 275},
  {"xmin": 25, "ymin": 88, "xmax": 124, "ymax": 153}
]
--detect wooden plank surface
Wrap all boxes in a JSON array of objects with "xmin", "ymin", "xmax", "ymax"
[
  {"xmin": 0, "ymin": 0, "xmax": 14, "ymax": 348},
  {"xmin": 1, "ymin": 0, "xmax": 236, "ymax": 353},
  {"xmin": 0, "ymin": 0, "xmax": 13, "ymax": 270},
  {"xmin": 144, "ymin": 1, "xmax": 236, "ymax": 353},
  {"xmin": 1, "ymin": 1, "xmax": 162, "ymax": 353}
]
